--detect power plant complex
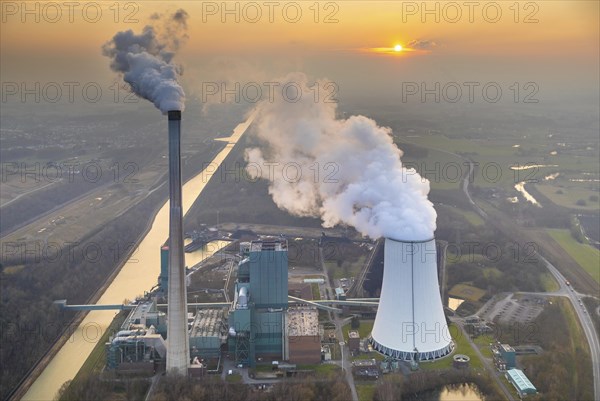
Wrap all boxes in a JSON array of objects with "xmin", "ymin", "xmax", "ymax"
[{"xmin": 99, "ymin": 111, "xmax": 454, "ymax": 376}]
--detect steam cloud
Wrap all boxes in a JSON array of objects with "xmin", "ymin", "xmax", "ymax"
[
  {"xmin": 245, "ymin": 73, "xmax": 437, "ymax": 241},
  {"xmin": 103, "ymin": 10, "xmax": 189, "ymax": 113}
]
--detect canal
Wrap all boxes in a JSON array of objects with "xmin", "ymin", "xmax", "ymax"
[{"xmin": 22, "ymin": 113, "xmax": 254, "ymax": 400}]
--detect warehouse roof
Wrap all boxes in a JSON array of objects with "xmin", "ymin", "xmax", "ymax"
[
  {"xmin": 506, "ymin": 369, "xmax": 537, "ymax": 393},
  {"xmin": 287, "ymin": 307, "xmax": 318, "ymax": 336}
]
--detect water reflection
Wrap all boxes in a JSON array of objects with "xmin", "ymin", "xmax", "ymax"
[
  {"xmin": 448, "ymin": 297, "xmax": 464, "ymax": 312},
  {"xmin": 408, "ymin": 383, "xmax": 484, "ymax": 401}
]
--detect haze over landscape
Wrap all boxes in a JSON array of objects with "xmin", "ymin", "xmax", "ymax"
[{"xmin": 1, "ymin": 2, "xmax": 598, "ymax": 401}]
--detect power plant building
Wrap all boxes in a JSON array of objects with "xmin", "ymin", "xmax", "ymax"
[
  {"xmin": 370, "ymin": 238, "xmax": 453, "ymax": 361},
  {"xmin": 106, "ymin": 300, "xmax": 167, "ymax": 372},
  {"xmin": 287, "ymin": 307, "xmax": 321, "ymax": 364},
  {"xmin": 189, "ymin": 309, "xmax": 228, "ymax": 359},
  {"xmin": 228, "ymin": 239, "xmax": 289, "ymax": 367}
]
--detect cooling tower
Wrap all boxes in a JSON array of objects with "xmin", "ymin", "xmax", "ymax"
[
  {"xmin": 370, "ymin": 238, "xmax": 453, "ymax": 361},
  {"xmin": 166, "ymin": 110, "xmax": 190, "ymax": 373}
]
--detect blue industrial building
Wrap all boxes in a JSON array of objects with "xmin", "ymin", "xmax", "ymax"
[{"xmin": 228, "ymin": 239, "xmax": 289, "ymax": 367}]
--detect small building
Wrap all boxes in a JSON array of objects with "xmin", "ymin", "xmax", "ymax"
[
  {"xmin": 321, "ymin": 345, "xmax": 332, "ymax": 361},
  {"xmin": 348, "ymin": 330, "xmax": 360, "ymax": 352},
  {"xmin": 506, "ymin": 368, "xmax": 537, "ymax": 396},
  {"xmin": 499, "ymin": 344, "xmax": 516, "ymax": 368},
  {"xmin": 303, "ymin": 278, "xmax": 325, "ymax": 284},
  {"xmin": 335, "ymin": 287, "xmax": 346, "ymax": 300}
]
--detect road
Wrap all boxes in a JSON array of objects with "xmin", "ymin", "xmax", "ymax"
[
  {"xmin": 320, "ymin": 247, "xmax": 359, "ymax": 401},
  {"xmin": 451, "ymin": 317, "xmax": 515, "ymax": 401},
  {"xmin": 535, "ymin": 254, "xmax": 600, "ymax": 401}
]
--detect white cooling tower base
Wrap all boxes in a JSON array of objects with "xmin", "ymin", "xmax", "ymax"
[{"xmin": 368, "ymin": 336, "xmax": 454, "ymax": 361}]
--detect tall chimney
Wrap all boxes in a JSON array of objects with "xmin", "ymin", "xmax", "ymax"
[{"xmin": 166, "ymin": 110, "xmax": 189, "ymax": 374}]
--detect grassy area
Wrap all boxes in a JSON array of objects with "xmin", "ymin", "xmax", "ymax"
[
  {"xmin": 311, "ymin": 283, "xmax": 321, "ymax": 300},
  {"xmin": 448, "ymin": 284, "xmax": 486, "ymax": 302},
  {"xmin": 559, "ymin": 297, "xmax": 589, "ymax": 359},
  {"xmin": 353, "ymin": 352, "xmax": 385, "ymax": 362},
  {"xmin": 420, "ymin": 324, "xmax": 483, "ymax": 371},
  {"xmin": 454, "ymin": 209, "xmax": 485, "ymax": 226},
  {"xmin": 225, "ymin": 373, "xmax": 242, "ymax": 383},
  {"xmin": 343, "ymin": 320, "xmax": 375, "ymax": 342},
  {"xmin": 297, "ymin": 363, "xmax": 341, "ymax": 374},
  {"xmin": 472, "ymin": 335, "xmax": 494, "ymax": 359},
  {"xmin": 356, "ymin": 383, "xmax": 376, "ymax": 401},
  {"xmin": 535, "ymin": 183, "xmax": 600, "ymax": 211},
  {"xmin": 548, "ymin": 229, "xmax": 600, "ymax": 283},
  {"xmin": 325, "ymin": 255, "xmax": 367, "ymax": 280},
  {"xmin": 402, "ymin": 134, "xmax": 599, "ymax": 192},
  {"xmin": 540, "ymin": 271, "xmax": 560, "ymax": 292}
]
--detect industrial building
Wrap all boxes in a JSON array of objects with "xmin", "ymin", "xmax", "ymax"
[
  {"xmin": 492, "ymin": 343, "xmax": 516, "ymax": 371},
  {"xmin": 227, "ymin": 239, "xmax": 321, "ymax": 367},
  {"xmin": 228, "ymin": 239, "xmax": 290, "ymax": 367},
  {"xmin": 106, "ymin": 300, "xmax": 167, "ymax": 372},
  {"xmin": 189, "ymin": 309, "xmax": 228, "ymax": 360},
  {"xmin": 106, "ymin": 299, "xmax": 229, "ymax": 373},
  {"xmin": 287, "ymin": 307, "xmax": 321, "ymax": 364},
  {"xmin": 506, "ymin": 368, "xmax": 537, "ymax": 396},
  {"xmin": 348, "ymin": 330, "xmax": 360, "ymax": 353},
  {"xmin": 370, "ymin": 238, "xmax": 454, "ymax": 361}
]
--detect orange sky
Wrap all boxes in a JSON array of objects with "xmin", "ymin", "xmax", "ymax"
[{"xmin": 1, "ymin": 1, "xmax": 598, "ymax": 99}]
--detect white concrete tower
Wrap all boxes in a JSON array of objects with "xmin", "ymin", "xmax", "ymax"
[{"xmin": 370, "ymin": 237, "xmax": 453, "ymax": 361}]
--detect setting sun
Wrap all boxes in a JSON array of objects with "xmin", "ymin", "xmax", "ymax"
[{"xmin": 394, "ymin": 44, "xmax": 403, "ymax": 52}]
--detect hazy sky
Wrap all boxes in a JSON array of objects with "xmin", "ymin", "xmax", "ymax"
[{"xmin": 2, "ymin": 1, "xmax": 598, "ymax": 107}]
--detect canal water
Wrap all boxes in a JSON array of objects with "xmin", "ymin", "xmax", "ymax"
[{"xmin": 23, "ymin": 114, "xmax": 254, "ymax": 400}]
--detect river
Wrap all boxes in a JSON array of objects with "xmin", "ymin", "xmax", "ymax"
[{"xmin": 22, "ymin": 112, "xmax": 255, "ymax": 401}]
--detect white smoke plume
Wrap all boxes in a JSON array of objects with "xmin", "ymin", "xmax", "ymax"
[
  {"xmin": 103, "ymin": 9, "xmax": 188, "ymax": 113},
  {"xmin": 245, "ymin": 72, "xmax": 437, "ymax": 241}
]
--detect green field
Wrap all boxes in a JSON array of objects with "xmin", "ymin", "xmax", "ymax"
[
  {"xmin": 343, "ymin": 320, "xmax": 375, "ymax": 342},
  {"xmin": 297, "ymin": 363, "xmax": 341, "ymax": 375},
  {"xmin": 401, "ymin": 134, "xmax": 599, "ymax": 192},
  {"xmin": 448, "ymin": 284, "xmax": 487, "ymax": 302},
  {"xmin": 472, "ymin": 335, "xmax": 494, "ymax": 359},
  {"xmin": 356, "ymin": 383, "xmax": 376, "ymax": 401},
  {"xmin": 420, "ymin": 324, "xmax": 483, "ymax": 371},
  {"xmin": 225, "ymin": 373, "xmax": 242, "ymax": 383},
  {"xmin": 311, "ymin": 283, "xmax": 321, "ymax": 300},
  {"xmin": 456, "ymin": 209, "xmax": 485, "ymax": 226},
  {"xmin": 536, "ymin": 183, "xmax": 600, "ymax": 211},
  {"xmin": 548, "ymin": 229, "xmax": 600, "ymax": 283},
  {"xmin": 540, "ymin": 271, "xmax": 560, "ymax": 292}
]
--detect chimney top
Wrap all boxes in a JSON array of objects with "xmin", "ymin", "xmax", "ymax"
[{"xmin": 168, "ymin": 110, "xmax": 182, "ymax": 120}]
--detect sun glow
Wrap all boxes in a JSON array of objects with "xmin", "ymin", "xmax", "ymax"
[{"xmin": 394, "ymin": 44, "xmax": 403, "ymax": 52}]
